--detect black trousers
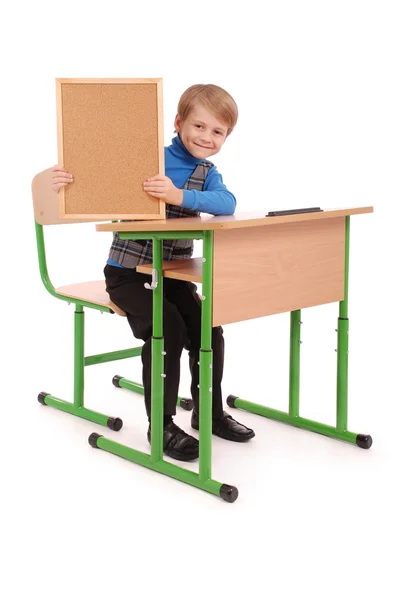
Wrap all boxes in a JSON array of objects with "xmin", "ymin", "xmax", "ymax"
[{"xmin": 104, "ymin": 264, "xmax": 225, "ymax": 420}]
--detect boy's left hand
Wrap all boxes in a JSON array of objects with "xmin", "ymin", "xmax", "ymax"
[{"xmin": 143, "ymin": 175, "xmax": 183, "ymax": 206}]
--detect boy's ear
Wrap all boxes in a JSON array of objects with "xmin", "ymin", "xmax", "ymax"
[{"xmin": 174, "ymin": 113, "xmax": 182, "ymax": 132}]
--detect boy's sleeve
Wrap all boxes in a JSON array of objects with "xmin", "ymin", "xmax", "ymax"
[{"xmin": 181, "ymin": 166, "xmax": 236, "ymax": 216}]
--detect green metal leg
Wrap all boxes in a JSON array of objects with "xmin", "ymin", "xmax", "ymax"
[
  {"xmin": 90, "ymin": 233, "xmax": 239, "ymax": 502},
  {"xmin": 336, "ymin": 215, "xmax": 350, "ymax": 432},
  {"xmin": 227, "ymin": 217, "xmax": 372, "ymax": 450},
  {"xmin": 289, "ymin": 310, "xmax": 301, "ymax": 419},
  {"xmin": 150, "ymin": 237, "xmax": 164, "ymax": 462},
  {"xmin": 88, "ymin": 434, "xmax": 226, "ymax": 497},
  {"xmin": 74, "ymin": 307, "xmax": 84, "ymax": 409},
  {"xmin": 199, "ymin": 230, "xmax": 213, "ymax": 482},
  {"xmin": 38, "ymin": 304, "xmax": 124, "ymax": 431},
  {"xmin": 336, "ymin": 317, "xmax": 349, "ymax": 432},
  {"xmin": 38, "ymin": 393, "xmax": 122, "ymax": 429}
]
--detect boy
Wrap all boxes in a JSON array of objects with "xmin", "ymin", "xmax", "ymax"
[{"xmin": 52, "ymin": 84, "xmax": 255, "ymax": 461}]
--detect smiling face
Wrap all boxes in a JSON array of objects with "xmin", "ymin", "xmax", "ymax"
[{"xmin": 174, "ymin": 103, "xmax": 229, "ymax": 159}]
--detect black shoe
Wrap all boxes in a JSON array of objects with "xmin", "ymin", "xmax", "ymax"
[
  {"xmin": 191, "ymin": 410, "xmax": 255, "ymax": 443},
  {"xmin": 147, "ymin": 420, "xmax": 199, "ymax": 461}
]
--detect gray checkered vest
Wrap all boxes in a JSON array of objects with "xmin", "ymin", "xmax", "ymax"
[{"xmin": 108, "ymin": 161, "xmax": 213, "ymax": 268}]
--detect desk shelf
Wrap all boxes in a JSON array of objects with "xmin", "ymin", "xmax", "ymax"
[{"xmin": 137, "ymin": 257, "xmax": 203, "ymax": 283}]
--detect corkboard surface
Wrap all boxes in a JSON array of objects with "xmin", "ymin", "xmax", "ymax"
[{"xmin": 57, "ymin": 79, "xmax": 164, "ymax": 220}]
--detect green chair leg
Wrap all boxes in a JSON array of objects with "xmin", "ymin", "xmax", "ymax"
[
  {"xmin": 38, "ymin": 392, "xmax": 122, "ymax": 430},
  {"xmin": 37, "ymin": 304, "xmax": 124, "ymax": 429}
]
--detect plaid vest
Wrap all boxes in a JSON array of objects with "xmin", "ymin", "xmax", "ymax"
[{"xmin": 108, "ymin": 161, "xmax": 213, "ymax": 268}]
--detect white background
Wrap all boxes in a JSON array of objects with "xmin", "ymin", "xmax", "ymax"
[{"xmin": 1, "ymin": 1, "xmax": 400, "ymax": 598}]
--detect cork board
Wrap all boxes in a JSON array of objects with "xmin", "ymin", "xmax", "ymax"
[{"xmin": 56, "ymin": 78, "xmax": 165, "ymax": 220}]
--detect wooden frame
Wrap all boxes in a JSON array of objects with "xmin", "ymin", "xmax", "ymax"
[{"xmin": 56, "ymin": 78, "xmax": 165, "ymax": 221}]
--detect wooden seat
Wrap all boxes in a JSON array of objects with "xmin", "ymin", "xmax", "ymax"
[{"xmin": 56, "ymin": 280, "xmax": 126, "ymax": 316}]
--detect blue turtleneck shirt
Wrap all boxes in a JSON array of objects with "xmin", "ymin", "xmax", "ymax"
[{"xmin": 166, "ymin": 134, "xmax": 236, "ymax": 215}]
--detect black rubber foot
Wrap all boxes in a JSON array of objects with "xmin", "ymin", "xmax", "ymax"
[
  {"xmin": 180, "ymin": 397, "xmax": 194, "ymax": 411},
  {"xmin": 38, "ymin": 392, "xmax": 50, "ymax": 405},
  {"xmin": 356, "ymin": 434, "xmax": 373, "ymax": 449},
  {"xmin": 219, "ymin": 484, "xmax": 239, "ymax": 503},
  {"xmin": 107, "ymin": 417, "xmax": 123, "ymax": 431},
  {"xmin": 88, "ymin": 433, "xmax": 103, "ymax": 448},
  {"xmin": 112, "ymin": 375, "xmax": 123, "ymax": 388},
  {"xmin": 226, "ymin": 395, "xmax": 238, "ymax": 408}
]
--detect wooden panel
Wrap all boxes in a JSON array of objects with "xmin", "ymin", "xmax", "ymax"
[
  {"xmin": 56, "ymin": 78, "xmax": 165, "ymax": 220},
  {"xmin": 137, "ymin": 258, "xmax": 202, "ymax": 283},
  {"xmin": 96, "ymin": 206, "xmax": 373, "ymax": 232},
  {"xmin": 212, "ymin": 217, "xmax": 346, "ymax": 326}
]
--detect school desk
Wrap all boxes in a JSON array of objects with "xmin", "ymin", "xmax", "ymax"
[{"xmin": 85, "ymin": 206, "xmax": 373, "ymax": 502}]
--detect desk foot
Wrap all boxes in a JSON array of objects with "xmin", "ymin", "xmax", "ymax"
[
  {"xmin": 37, "ymin": 392, "xmax": 123, "ymax": 430},
  {"xmin": 112, "ymin": 375, "xmax": 123, "ymax": 387},
  {"xmin": 38, "ymin": 391, "xmax": 50, "ymax": 405},
  {"xmin": 107, "ymin": 417, "xmax": 123, "ymax": 431},
  {"xmin": 88, "ymin": 433, "xmax": 239, "ymax": 502},
  {"xmin": 356, "ymin": 434, "xmax": 373, "ymax": 449},
  {"xmin": 227, "ymin": 396, "xmax": 373, "ymax": 449},
  {"xmin": 219, "ymin": 484, "xmax": 239, "ymax": 503},
  {"xmin": 226, "ymin": 395, "xmax": 238, "ymax": 408},
  {"xmin": 89, "ymin": 433, "xmax": 102, "ymax": 448}
]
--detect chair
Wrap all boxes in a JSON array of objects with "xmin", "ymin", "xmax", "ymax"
[{"xmin": 32, "ymin": 168, "xmax": 193, "ymax": 432}]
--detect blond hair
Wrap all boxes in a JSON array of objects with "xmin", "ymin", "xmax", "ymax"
[{"xmin": 175, "ymin": 84, "xmax": 238, "ymax": 136}]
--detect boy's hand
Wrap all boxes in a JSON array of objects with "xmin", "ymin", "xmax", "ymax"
[
  {"xmin": 51, "ymin": 165, "xmax": 73, "ymax": 194},
  {"xmin": 143, "ymin": 175, "xmax": 183, "ymax": 206}
]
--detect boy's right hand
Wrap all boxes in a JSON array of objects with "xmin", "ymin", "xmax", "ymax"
[{"xmin": 51, "ymin": 165, "xmax": 73, "ymax": 194}]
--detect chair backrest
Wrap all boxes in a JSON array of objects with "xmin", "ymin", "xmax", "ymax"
[
  {"xmin": 31, "ymin": 168, "xmax": 109, "ymax": 226},
  {"xmin": 32, "ymin": 168, "xmax": 126, "ymax": 315}
]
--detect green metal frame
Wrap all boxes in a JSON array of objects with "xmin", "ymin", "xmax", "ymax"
[
  {"xmin": 226, "ymin": 216, "xmax": 372, "ymax": 449},
  {"xmin": 90, "ymin": 216, "xmax": 372, "ymax": 502},
  {"xmin": 37, "ymin": 215, "xmax": 371, "ymax": 504},
  {"xmin": 90, "ymin": 230, "xmax": 237, "ymax": 502},
  {"xmin": 35, "ymin": 221, "xmax": 149, "ymax": 430}
]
